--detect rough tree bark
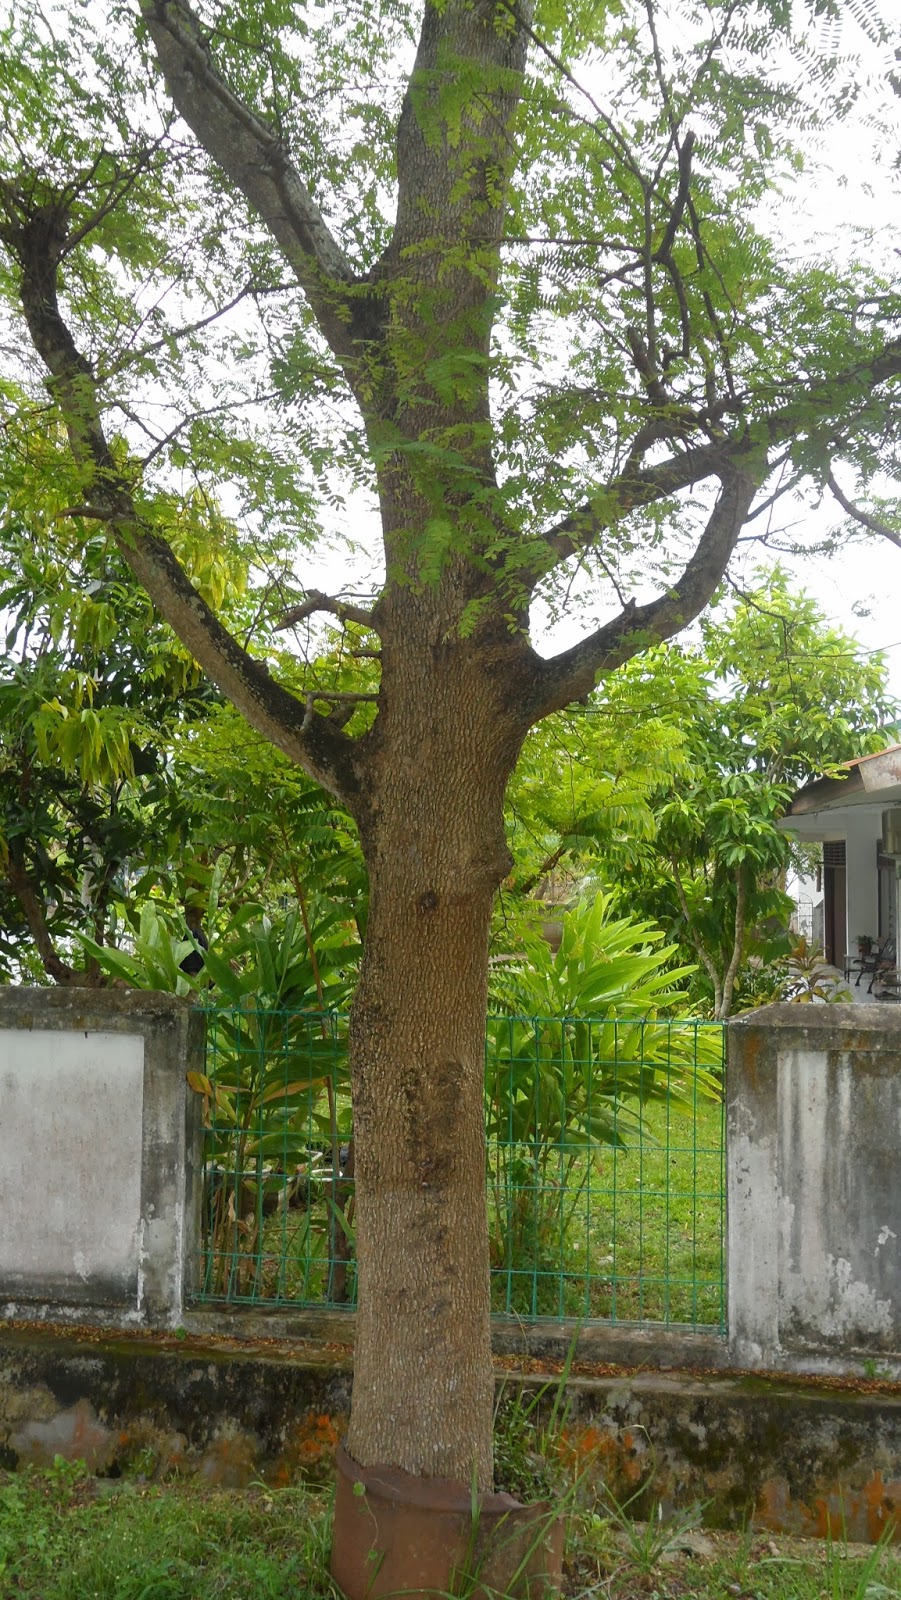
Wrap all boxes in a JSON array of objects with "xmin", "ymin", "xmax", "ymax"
[
  {"xmin": 3, "ymin": 0, "xmax": 899, "ymax": 1499},
  {"xmin": 345, "ymin": 606, "xmax": 535, "ymax": 1481}
]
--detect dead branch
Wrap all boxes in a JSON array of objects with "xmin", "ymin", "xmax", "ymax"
[{"xmin": 277, "ymin": 590, "xmax": 377, "ymax": 630}]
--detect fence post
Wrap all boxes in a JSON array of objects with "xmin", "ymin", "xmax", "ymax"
[
  {"xmin": 0, "ymin": 987, "xmax": 204, "ymax": 1328},
  {"xmin": 727, "ymin": 1003, "xmax": 901, "ymax": 1372}
]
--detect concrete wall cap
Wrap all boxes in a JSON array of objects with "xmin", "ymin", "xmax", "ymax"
[
  {"xmin": 729, "ymin": 1003, "xmax": 901, "ymax": 1034},
  {"xmin": 0, "ymin": 986, "xmax": 200, "ymax": 1024}
]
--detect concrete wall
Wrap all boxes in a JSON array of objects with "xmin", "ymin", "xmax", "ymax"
[
  {"xmin": 0, "ymin": 988, "xmax": 203, "ymax": 1327},
  {"xmin": 728, "ymin": 1004, "xmax": 901, "ymax": 1371},
  {"xmin": 5, "ymin": 987, "xmax": 901, "ymax": 1382},
  {"xmin": 4, "ymin": 1324, "xmax": 901, "ymax": 1542}
]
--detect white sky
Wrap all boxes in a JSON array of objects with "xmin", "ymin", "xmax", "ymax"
[{"xmin": 753, "ymin": 6, "xmax": 901, "ymax": 696}]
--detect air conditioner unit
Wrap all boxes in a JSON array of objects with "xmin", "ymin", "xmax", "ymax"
[{"xmin": 882, "ymin": 809, "xmax": 901, "ymax": 856}]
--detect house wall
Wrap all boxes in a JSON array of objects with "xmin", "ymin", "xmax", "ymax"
[
  {"xmin": 845, "ymin": 818, "xmax": 882, "ymax": 952},
  {"xmin": 784, "ymin": 804, "xmax": 888, "ymax": 967}
]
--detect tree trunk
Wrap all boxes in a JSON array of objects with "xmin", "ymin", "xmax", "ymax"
[
  {"xmin": 714, "ymin": 868, "xmax": 748, "ymax": 1022},
  {"xmin": 344, "ymin": 625, "xmax": 524, "ymax": 1490},
  {"xmin": 347, "ymin": 862, "xmax": 496, "ymax": 1488}
]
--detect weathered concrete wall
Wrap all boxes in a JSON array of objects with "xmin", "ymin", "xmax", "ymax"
[
  {"xmin": 728, "ymin": 1005, "xmax": 901, "ymax": 1372},
  {"xmin": 555, "ymin": 1370, "xmax": 901, "ymax": 1543},
  {"xmin": 0, "ymin": 989, "xmax": 203, "ymax": 1327},
  {"xmin": 0, "ymin": 1323, "xmax": 352, "ymax": 1486},
  {"xmin": 181, "ymin": 1305, "xmax": 732, "ymax": 1373},
  {"xmin": 8, "ymin": 986, "xmax": 901, "ymax": 1387},
  {"xmin": 4, "ymin": 1323, "xmax": 901, "ymax": 1542}
]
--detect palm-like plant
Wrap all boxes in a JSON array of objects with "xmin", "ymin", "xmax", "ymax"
[
  {"xmin": 83, "ymin": 893, "xmax": 359, "ymax": 1299},
  {"xmin": 782, "ymin": 937, "xmax": 852, "ymax": 1004},
  {"xmin": 486, "ymin": 893, "xmax": 722, "ymax": 1290}
]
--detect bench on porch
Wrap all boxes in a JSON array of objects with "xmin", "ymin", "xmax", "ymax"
[{"xmin": 845, "ymin": 937, "xmax": 896, "ymax": 994}]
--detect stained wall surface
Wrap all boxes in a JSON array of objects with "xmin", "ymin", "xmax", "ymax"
[
  {"xmin": 0, "ymin": 1029, "xmax": 144, "ymax": 1299},
  {"xmin": 0, "ymin": 988, "xmax": 203, "ymax": 1326},
  {"xmin": 728, "ymin": 1005, "xmax": 901, "ymax": 1369},
  {"xmin": 5, "ymin": 1325, "xmax": 901, "ymax": 1544}
]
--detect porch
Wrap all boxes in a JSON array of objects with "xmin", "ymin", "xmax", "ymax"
[{"xmin": 782, "ymin": 743, "xmax": 901, "ymax": 980}]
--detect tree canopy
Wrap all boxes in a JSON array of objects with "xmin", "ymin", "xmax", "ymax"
[{"xmin": 0, "ymin": 402, "xmax": 369, "ymax": 983}]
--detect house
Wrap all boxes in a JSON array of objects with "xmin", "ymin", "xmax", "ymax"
[{"xmin": 781, "ymin": 744, "xmax": 901, "ymax": 973}]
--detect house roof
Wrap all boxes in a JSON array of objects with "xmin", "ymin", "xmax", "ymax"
[{"xmin": 787, "ymin": 743, "xmax": 901, "ymax": 817}]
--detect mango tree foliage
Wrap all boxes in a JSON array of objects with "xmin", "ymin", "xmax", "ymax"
[
  {"xmin": 501, "ymin": 688, "xmax": 687, "ymax": 904},
  {"xmin": 596, "ymin": 571, "xmax": 899, "ymax": 1017},
  {"xmin": 167, "ymin": 696, "xmax": 370, "ymax": 932},
  {"xmin": 1, "ymin": 0, "xmax": 900, "ymax": 1499},
  {"xmin": 0, "ymin": 410, "xmax": 215, "ymax": 979},
  {"xmin": 697, "ymin": 571, "xmax": 898, "ymax": 787},
  {"xmin": 0, "ymin": 398, "xmax": 364, "ymax": 981}
]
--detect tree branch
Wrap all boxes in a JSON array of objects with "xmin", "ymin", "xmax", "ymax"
[
  {"xmin": 3, "ymin": 201, "xmax": 368, "ymax": 817},
  {"xmin": 827, "ymin": 470, "xmax": 901, "ymax": 550},
  {"xmin": 5, "ymin": 857, "xmax": 86, "ymax": 987},
  {"xmin": 540, "ymin": 337, "xmax": 901, "ymax": 570},
  {"xmin": 526, "ymin": 465, "xmax": 758, "ymax": 720},
  {"xmin": 99, "ymin": 277, "xmax": 298, "ymax": 382},
  {"xmin": 276, "ymin": 590, "xmax": 377, "ymax": 631},
  {"xmin": 541, "ymin": 439, "xmax": 744, "ymax": 568},
  {"xmin": 670, "ymin": 855, "xmax": 723, "ymax": 1017},
  {"xmin": 626, "ymin": 325, "xmax": 667, "ymax": 403},
  {"xmin": 139, "ymin": 0, "xmax": 364, "ymax": 365},
  {"xmin": 653, "ymin": 130, "xmax": 695, "ymax": 265},
  {"xmin": 301, "ymin": 690, "xmax": 379, "ymax": 732},
  {"xmin": 516, "ymin": 841, "xmax": 569, "ymax": 898}
]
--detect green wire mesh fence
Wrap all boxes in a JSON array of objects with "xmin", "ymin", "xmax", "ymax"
[{"xmin": 194, "ymin": 1009, "xmax": 726, "ymax": 1331}]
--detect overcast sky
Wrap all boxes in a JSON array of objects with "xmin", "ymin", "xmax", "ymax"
[{"xmin": 750, "ymin": 7, "xmax": 901, "ymax": 697}]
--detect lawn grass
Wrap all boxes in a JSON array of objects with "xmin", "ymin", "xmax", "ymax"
[
  {"xmin": 488, "ymin": 1096, "xmax": 725, "ymax": 1328},
  {"xmin": 0, "ymin": 1462, "xmax": 330, "ymax": 1599},
  {"xmin": 3, "ymin": 1460, "xmax": 901, "ymax": 1599}
]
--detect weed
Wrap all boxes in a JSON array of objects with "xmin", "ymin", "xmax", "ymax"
[
  {"xmin": 862, "ymin": 1358, "xmax": 897, "ymax": 1383},
  {"xmin": 824, "ymin": 1519, "xmax": 901, "ymax": 1600},
  {"xmin": 598, "ymin": 1484, "xmax": 708, "ymax": 1575},
  {"xmin": 493, "ymin": 1337, "xmax": 581, "ymax": 1506}
]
